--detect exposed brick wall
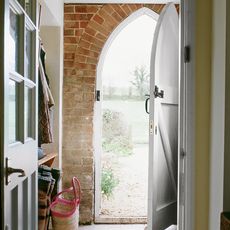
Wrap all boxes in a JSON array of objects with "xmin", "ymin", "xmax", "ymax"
[{"xmin": 63, "ymin": 3, "xmax": 165, "ymax": 224}]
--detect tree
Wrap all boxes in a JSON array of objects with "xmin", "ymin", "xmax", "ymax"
[{"xmin": 130, "ymin": 65, "xmax": 150, "ymax": 99}]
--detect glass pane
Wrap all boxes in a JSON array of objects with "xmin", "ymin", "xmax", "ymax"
[
  {"xmin": 25, "ymin": 28, "xmax": 33, "ymax": 80},
  {"xmin": 25, "ymin": 87, "xmax": 33, "ymax": 138},
  {"xmin": 25, "ymin": 0, "xmax": 35, "ymax": 22},
  {"xmin": 9, "ymin": 9, "xmax": 20, "ymax": 72},
  {"xmin": 9, "ymin": 80, "xmax": 18, "ymax": 143}
]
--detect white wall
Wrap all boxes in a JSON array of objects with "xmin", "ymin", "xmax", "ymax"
[
  {"xmin": 40, "ymin": 26, "xmax": 63, "ymax": 171},
  {"xmin": 209, "ymin": 0, "xmax": 226, "ymax": 229},
  {"xmin": 38, "ymin": 1, "xmax": 64, "ymax": 176},
  {"xmin": 39, "ymin": 0, "xmax": 63, "ymax": 26}
]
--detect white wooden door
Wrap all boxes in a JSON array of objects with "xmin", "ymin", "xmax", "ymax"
[
  {"xmin": 0, "ymin": 0, "xmax": 38, "ymax": 229},
  {"xmin": 148, "ymin": 3, "xmax": 179, "ymax": 230}
]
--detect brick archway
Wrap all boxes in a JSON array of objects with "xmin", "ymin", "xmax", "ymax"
[{"xmin": 63, "ymin": 4, "xmax": 164, "ymax": 224}]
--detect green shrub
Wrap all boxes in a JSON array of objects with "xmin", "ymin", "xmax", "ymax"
[
  {"xmin": 102, "ymin": 109, "xmax": 133, "ymax": 156},
  {"xmin": 101, "ymin": 167, "xmax": 119, "ymax": 198}
]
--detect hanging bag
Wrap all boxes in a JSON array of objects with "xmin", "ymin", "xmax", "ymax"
[{"xmin": 50, "ymin": 177, "xmax": 81, "ymax": 230}]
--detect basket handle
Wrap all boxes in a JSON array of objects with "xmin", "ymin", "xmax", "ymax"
[
  {"xmin": 51, "ymin": 187, "xmax": 74, "ymax": 203},
  {"xmin": 72, "ymin": 176, "xmax": 81, "ymax": 203}
]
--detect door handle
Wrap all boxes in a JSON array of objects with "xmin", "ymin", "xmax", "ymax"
[
  {"xmin": 7, "ymin": 167, "xmax": 26, "ymax": 177},
  {"xmin": 145, "ymin": 94, "xmax": 150, "ymax": 114},
  {"xmin": 5, "ymin": 158, "xmax": 26, "ymax": 185}
]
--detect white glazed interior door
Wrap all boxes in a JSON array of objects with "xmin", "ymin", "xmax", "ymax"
[
  {"xmin": 2, "ymin": 0, "xmax": 38, "ymax": 229},
  {"xmin": 148, "ymin": 3, "xmax": 179, "ymax": 230}
]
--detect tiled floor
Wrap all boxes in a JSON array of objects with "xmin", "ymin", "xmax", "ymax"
[{"xmin": 79, "ymin": 224, "xmax": 146, "ymax": 230}]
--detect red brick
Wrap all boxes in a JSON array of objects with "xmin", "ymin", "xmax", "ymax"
[
  {"xmin": 64, "ymin": 44, "xmax": 77, "ymax": 52},
  {"xmin": 64, "ymin": 36, "xmax": 79, "ymax": 44},
  {"xmin": 79, "ymin": 40, "xmax": 91, "ymax": 49},
  {"xmin": 64, "ymin": 14, "xmax": 81, "ymax": 21},
  {"xmin": 85, "ymin": 27, "xmax": 97, "ymax": 36},
  {"xmin": 91, "ymin": 37, "xmax": 104, "ymax": 48},
  {"xmin": 64, "ymin": 53, "xmax": 75, "ymax": 60},
  {"xmin": 64, "ymin": 5, "xmax": 75, "ymax": 13},
  {"xmin": 75, "ymin": 29, "xmax": 84, "ymax": 36},
  {"xmin": 64, "ymin": 60, "xmax": 74, "ymax": 68},
  {"xmin": 64, "ymin": 29, "xmax": 75, "ymax": 36},
  {"xmin": 81, "ymin": 33, "xmax": 94, "ymax": 43},
  {"xmin": 121, "ymin": 4, "xmax": 132, "ymax": 15},
  {"xmin": 95, "ymin": 33, "xmax": 106, "ymax": 42},
  {"xmin": 86, "ymin": 6, "xmax": 99, "ymax": 13},
  {"xmin": 79, "ymin": 14, "xmax": 94, "ymax": 20},
  {"xmin": 111, "ymin": 11, "xmax": 122, "ymax": 22},
  {"xmin": 90, "ymin": 44, "xmax": 101, "ymax": 53},
  {"xmin": 80, "ymin": 21, "xmax": 88, "ymax": 28},
  {"xmin": 75, "ymin": 5, "xmax": 87, "ymax": 13},
  {"xmin": 111, "ymin": 4, "xmax": 127, "ymax": 18},
  {"xmin": 98, "ymin": 9, "xmax": 117, "ymax": 27},
  {"xmin": 88, "ymin": 20, "xmax": 110, "ymax": 36},
  {"xmin": 102, "ymin": 5, "xmax": 114, "ymax": 15},
  {"xmin": 93, "ymin": 14, "xmax": 104, "ymax": 24},
  {"xmin": 65, "ymin": 21, "xmax": 79, "ymax": 29},
  {"xmin": 75, "ymin": 63, "xmax": 96, "ymax": 70},
  {"xmin": 83, "ymin": 77, "xmax": 96, "ymax": 84},
  {"xmin": 75, "ymin": 55, "xmax": 87, "ymax": 63},
  {"xmin": 102, "ymin": 21, "xmax": 115, "ymax": 32},
  {"xmin": 128, "ymin": 4, "xmax": 137, "ymax": 12},
  {"xmin": 75, "ymin": 5, "xmax": 98, "ymax": 13},
  {"xmin": 152, "ymin": 4, "xmax": 164, "ymax": 13},
  {"xmin": 86, "ymin": 57, "xmax": 97, "ymax": 65},
  {"xmin": 78, "ymin": 47, "xmax": 99, "ymax": 58}
]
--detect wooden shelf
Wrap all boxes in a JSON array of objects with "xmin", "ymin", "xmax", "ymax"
[{"xmin": 38, "ymin": 153, "xmax": 57, "ymax": 167}]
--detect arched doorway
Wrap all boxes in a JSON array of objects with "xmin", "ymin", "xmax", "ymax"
[{"xmin": 94, "ymin": 8, "xmax": 159, "ymax": 223}]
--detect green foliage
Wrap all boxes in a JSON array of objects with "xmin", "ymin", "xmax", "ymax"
[
  {"xmin": 102, "ymin": 109, "xmax": 133, "ymax": 156},
  {"xmin": 101, "ymin": 167, "xmax": 119, "ymax": 198},
  {"xmin": 130, "ymin": 65, "xmax": 150, "ymax": 100}
]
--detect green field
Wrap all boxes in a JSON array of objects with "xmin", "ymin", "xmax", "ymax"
[{"xmin": 103, "ymin": 100, "xmax": 149, "ymax": 144}]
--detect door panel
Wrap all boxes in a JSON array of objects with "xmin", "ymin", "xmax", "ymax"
[
  {"xmin": 1, "ymin": 0, "xmax": 38, "ymax": 229},
  {"xmin": 148, "ymin": 3, "xmax": 179, "ymax": 230}
]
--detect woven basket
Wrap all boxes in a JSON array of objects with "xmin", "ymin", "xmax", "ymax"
[
  {"xmin": 221, "ymin": 212, "xmax": 230, "ymax": 230},
  {"xmin": 50, "ymin": 177, "xmax": 81, "ymax": 230}
]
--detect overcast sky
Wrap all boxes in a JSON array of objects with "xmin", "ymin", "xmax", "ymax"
[{"xmin": 102, "ymin": 15, "xmax": 156, "ymax": 87}]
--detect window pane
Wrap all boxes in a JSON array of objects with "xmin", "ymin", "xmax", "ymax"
[
  {"xmin": 25, "ymin": 87, "xmax": 33, "ymax": 138},
  {"xmin": 9, "ymin": 9, "xmax": 20, "ymax": 72},
  {"xmin": 25, "ymin": 28, "xmax": 33, "ymax": 80},
  {"xmin": 25, "ymin": 0, "xmax": 35, "ymax": 23},
  {"xmin": 9, "ymin": 80, "xmax": 18, "ymax": 143}
]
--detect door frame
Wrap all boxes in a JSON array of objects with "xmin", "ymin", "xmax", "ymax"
[
  {"xmin": 0, "ymin": 1, "xmax": 6, "ymax": 229},
  {"xmin": 90, "ymin": 0, "xmax": 194, "ymax": 229},
  {"xmin": 94, "ymin": 7, "xmax": 159, "ymax": 223}
]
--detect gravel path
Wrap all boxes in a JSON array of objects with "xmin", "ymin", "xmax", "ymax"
[{"xmin": 100, "ymin": 144, "xmax": 148, "ymax": 218}]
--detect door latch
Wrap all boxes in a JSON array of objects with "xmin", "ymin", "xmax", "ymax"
[
  {"xmin": 5, "ymin": 158, "xmax": 26, "ymax": 185},
  {"xmin": 154, "ymin": 86, "xmax": 164, "ymax": 98},
  {"xmin": 96, "ymin": 90, "xmax": 100, "ymax": 101},
  {"xmin": 145, "ymin": 94, "xmax": 150, "ymax": 114}
]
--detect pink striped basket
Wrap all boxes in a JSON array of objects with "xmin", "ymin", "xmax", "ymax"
[{"xmin": 50, "ymin": 177, "xmax": 81, "ymax": 230}]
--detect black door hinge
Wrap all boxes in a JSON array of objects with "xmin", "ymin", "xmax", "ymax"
[
  {"xmin": 96, "ymin": 90, "xmax": 100, "ymax": 101},
  {"xmin": 154, "ymin": 86, "xmax": 164, "ymax": 98},
  {"xmin": 184, "ymin": 46, "xmax": 190, "ymax": 63}
]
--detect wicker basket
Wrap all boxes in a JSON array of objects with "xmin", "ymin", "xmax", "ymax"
[
  {"xmin": 221, "ymin": 212, "xmax": 230, "ymax": 230},
  {"xmin": 50, "ymin": 177, "xmax": 81, "ymax": 230}
]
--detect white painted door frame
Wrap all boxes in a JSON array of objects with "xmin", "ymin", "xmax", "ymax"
[
  {"xmin": 178, "ymin": 1, "xmax": 195, "ymax": 230},
  {"xmin": 94, "ymin": 8, "xmax": 159, "ymax": 223},
  {"xmin": 70, "ymin": 0, "xmax": 195, "ymax": 229}
]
